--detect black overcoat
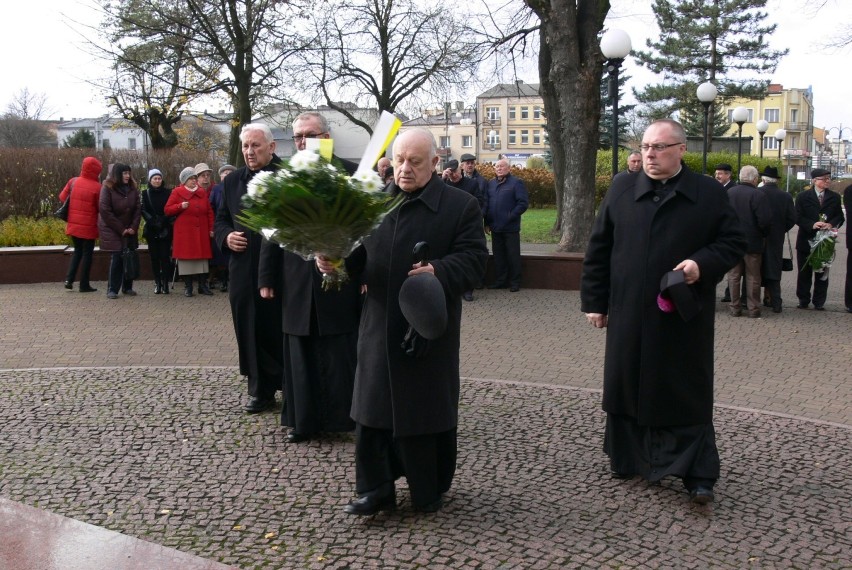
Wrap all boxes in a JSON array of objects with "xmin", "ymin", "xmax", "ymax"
[
  {"xmin": 347, "ymin": 174, "xmax": 488, "ymax": 437},
  {"xmin": 794, "ymin": 189, "xmax": 845, "ymax": 253},
  {"xmin": 213, "ymin": 156, "xmax": 283, "ymax": 381},
  {"xmin": 760, "ymin": 183, "xmax": 796, "ymax": 281},
  {"xmin": 581, "ymin": 166, "xmax": 746, "ymax": 427}
]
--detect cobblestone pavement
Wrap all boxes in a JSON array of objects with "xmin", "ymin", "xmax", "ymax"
[{"xmin": 0, "ymin": 233, "xmax": 850, "ymax": 568}]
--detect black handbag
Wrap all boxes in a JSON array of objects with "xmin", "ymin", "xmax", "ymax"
[
  {"xmin": 122, "ymin": 239, "xmax": 140, "ymax": 281},
  {"xmin": 54, "ymin": 178, "xmax": 77, "ymax": 221},
  {"xmin": 782, "ymin": 232, "xmax": 793, "ymax": 272}
]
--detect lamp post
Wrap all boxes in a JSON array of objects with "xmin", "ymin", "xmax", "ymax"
[
  {"xmin": 774, "ymin": 128, "xmax": 787, "ymax": 192},
  {"xmin": 601, "ymin": 29, "xmax": 632, "ymax": 177},
  {"xmin": 825, "ymin": 124, "xmax": 852, "ymax": 177},
  {"xmin": 458, "ymin": 103, "xmax": 478, "ymax": 159},
  {"xmin": 756, "ymin": 119, "xmax": 769, "ymax": 158},
  {"xmin": 696, "ymin": 81, "xmax": 717, "ymax": 174},
  {"xmin": 732, "ymin": 106, "xmax": 749, "ymax": 180}
]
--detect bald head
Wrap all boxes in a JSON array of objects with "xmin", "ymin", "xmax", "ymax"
[{"xmin": 393, "ymin": 129, "xmax": 440, "ymax": 192}]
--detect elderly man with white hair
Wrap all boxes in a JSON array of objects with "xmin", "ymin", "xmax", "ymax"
[
  {"xmin": 757, "ymin": 166, "xmax": 796, "ymax": 312},
  {"xmin": 213, "ymin": 124, "xmax": 284, "ymax": 414}
]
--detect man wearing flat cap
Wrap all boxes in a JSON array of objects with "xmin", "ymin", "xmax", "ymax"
[
  {"xmin": 794, "ymin": 168, "xmax": 845, "ymax": 310},
  {"xmin": 758, "ymin": 166, "xmax": 796, "ymax": 313},
  {"xmin": 714, "ymin": 163, "xmax": 734, "ymax": 190},
  {"xmin": 317, "ymin": 128, "xmax": 487, "ymax": 515},
  {"xmin": 581, "ymin": 119, "xmax": 745, "ymax": 505},
  {"xmin": 460, "ymin": 153, "xmax": 488, "ymax": 199}
]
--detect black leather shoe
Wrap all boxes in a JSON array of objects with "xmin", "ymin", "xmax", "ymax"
[
  {"xmin": 245, "ymin": 396, "xmax": 274, "ymax": 413},
  {"xmin": 154, "ymin": 282, "xmax": 162, "ymax": 294},
  {"xmin": 184, "ymin": 286, "xmax": 193, "ymax": 297},
  {"xmin": 813, "ymin": 305, "xmax": 825, "ymax": 311},
  {"xmin": 462, "ymin": 291, "xmax": 473, "ymax": 302},
  {"xmin": 610, "ymin": 470, "xmax": 633, "ymax": 479},
  {"xmin": 772, "ymin": 307, "xmax": 782, "ymax": 314},
  {"xmin": 286, "ymin": 430, "xmax": 310, "ymax": 443},
  {"xmin": 413, "ymin": 496, "xmax": 443, "ymax": 513},
  {"xmin": 488, "ymin": 283, "xmax": 507, "ymax": 289},
  {"xmin": 64, "ymin": 281, "xmax": 73, "ymax": 290},
  {"xmin": 509, "ymin": 286, "xmax": 520, "ymax": 292},
  {"xmin": 689, "ymin": 486, "xmax": 715, "ymax": 505},
  {"xmin": 78, "ymin": 286, "xmax": 97, "ymax": 293},
  {"xmin": 198, "ymin": 282, "xmax": 214, "ymax": 295},
  {"xmin": 343, "ymin": 490, "xmax": 396, "ymax": 516},
  {"xmin": 797, "ymin": 303, "xmax": 809, "ymax": 309},
  {"xmin": 123, "ymin": 289, "xmax": 137, "ymax": 296},
  {"xmin": 720, "ymin": 296, "xmax": 731, "ymax": 302}
]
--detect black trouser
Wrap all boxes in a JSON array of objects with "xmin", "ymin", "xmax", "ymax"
[
  {"xmin": 491, "ymin": 231, "xmax": 521, "ymax": 288},
  {"xmin": 66, "ymin": 237, "xmax": 95, "ymax": 287},
  {"xmin": 845, "ymin": 246, "xmax": 852, "ymax": 309},
  {"xmin": 354, "ymin": 423, "xmax": 457, "ymax": 508},
  {"xmin": 148, "ymin": 238, "xmax": 172, "ymax": 285},
  {"xmin": 796, "ymin": 247, "xmax": 829, "ymax": 307},
  {"xmin": 108, "ymin": 252, "xmax": 133, "ymax": 294},
  {"xmin": 763, "ymin": 278, "xmax": 782, "ymax": 310}
]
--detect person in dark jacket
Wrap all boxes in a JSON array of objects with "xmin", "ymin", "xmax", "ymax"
[
  {"xmin": 98, "ymin": 163, "xmax": 142, "ymax": 299},
  {"xmin": 725, "ymin": 165, "xmax": 771, "ymax": 318},
  {"xmin": 460, "ymin": 153, "xmax": 488, "ymax": 198},
  {"xmin": 845, "ymin": 184, "xmax": 852, "ymax": 313},
  {"xmin": 60, "ymin": 156, "xmax": 102, "ymax": 293},
  {"xmin": 443, "ymin": 158, "xmax": 485, "ymax": 301},
  {"xmin": 258, "ymin": 112, "xmax": 361, "ymax": 443},
  {"xmin": 214, "ymin": 124, "xmax": 284, "ymax": 413},
  {"xmin": 166, "ymin": 167, "xmax": 215, "ymax": 297},
  {"xmin": 581, "ymin": 119, "xmax": 746, "ymax": 505},
  {"xmin": 318, "ymin": 128, "xmax": 488, "ymax": 516},
  {"xmin": 483, "ymin": 159, "xmax": 528, "ymax": 292},
  {"xmin": 794, "ymin": 168, "xmax": 845, "ymax": 310},
  {"xmin": 141, "ymin": 168, "xmax": 174, "ymax": 294},
  {"xmin": 209, "ymin": 164, "xmax": 235, "ymax": 292},
  {"xmin": 757, "ymin": 166, "xmax": 796, "ymax": 313}
]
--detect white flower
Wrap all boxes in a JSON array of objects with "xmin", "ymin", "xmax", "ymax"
[
  {"xmin": 247, "ymin": 170, "xmax": 274, "ymax": 198},
  {"xmin": 289, "ymin": 149, "xmax": 321, "ymax": 172},
  {"xmin": 349, "ymin": 170, "xmax": 384, "ymax": 193}
]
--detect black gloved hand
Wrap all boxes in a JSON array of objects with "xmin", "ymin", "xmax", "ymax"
[{"xmin": 401, "ymin": 325, "xmax": 431, "ymax": 358}]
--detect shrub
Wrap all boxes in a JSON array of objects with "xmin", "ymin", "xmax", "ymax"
[
  {"xmin": 0, "ymin": 216, "xmax": 70, "ymax": 247},
  {"xmin": 0, "ymin": 147, "xmax": 216, "ymax": 221},
  {"xmin": 475, "ymin": 163, "xmax": 557, "ymax": 207}
]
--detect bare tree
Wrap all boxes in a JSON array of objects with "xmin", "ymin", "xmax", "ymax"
[
  {"xmin": 0, "ymin": 89, "xmax": 55, "ymax": 148},
  {"xmin": 289, "ymin": 0, "xmax": 484, "ymax": 135}
]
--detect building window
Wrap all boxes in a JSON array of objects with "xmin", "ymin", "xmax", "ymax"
[
  {"xmin": 764, "ymin": 137, "xmax": 779, "ymax": 150},
  {"xmin": 520, "ymin": 106, "xmax": 529, "ymax": 120},
  {"xmin": 790, "ymin": 109, "xmax": 798, "ymax": 123},
  {"xmin": 486, "ymin": 107, "xmax": 500, "ymax": 121},
  {"xmin": 128, "ymin": 137, "xmax": 136, "ymax": 150},
  {"xmin": 727, "ymin": 108, "xmax": 754, "ymax": 123},
  {"xmin": 508, "ymin": 130, "xmax": 517, "ymax": 145},
  {"xmin": 533, "ymin": 130, "xmax": 541, "ymax": 145},
  {"xmin": 534, "ymin": 106, "xmax": 542, "ymax": 120},
  {"xmin": 508, "ymin": 107, "xmax": 516, "ymax": 120},
  {"xmin": 788, "ymin": 135, "xmax": 798, "ymax": 150},
  {"xmin": 486, "ymin": 131, "xmax": 500, "ymax": 147},
  {"xmin": 439, "ymin": 136, "xmax": 450, "ymax": 148},
  {"xmin": 462, "ymin": 135, "xmax": 472, "ymax": 148},
  {"xmin": 764, "ymin": 109, "xmax": 780, "ymax": 123},
  {"xmin": 102, "ymin": 139, "xmax": 111, "ymax": 149},
  {"xmin": 521, "ymin": 129, "xmax": 529, "ymax": 144}
]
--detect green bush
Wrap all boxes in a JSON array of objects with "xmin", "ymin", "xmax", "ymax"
[{"xmin": 0, "ymin": 216, "xmax": 71, "ymax": 247}]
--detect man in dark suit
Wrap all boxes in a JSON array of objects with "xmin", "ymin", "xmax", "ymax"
[
  {"xmin": 582, "ymin": 119, "xmax": 745, "ymax": 505},
  {"xmin": 794, "ymin": 168, "xmax": 845, "ymax": 310},
  {"xmin": 258, "ymin": 112, "xmax": 362, "ymax": 443},
  {"xmin": 214, "ymin": 123, "xmax": 284, "ymax": 413},
  {"xmin": 715, "ymin": 163, "xmax": 734, "ymax": 190},
  {"xmin": 725, "ymin": 165, "xmax": 771, "ymax": 317},
  {"xmin": 758, "ymin": 166, "xmax": 796, "ymax": 313},
  {"xmin": 844, "ymin": 183, "xmax": 852, "ymax": 313}
]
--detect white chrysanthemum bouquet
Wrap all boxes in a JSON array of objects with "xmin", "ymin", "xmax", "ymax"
[{"xmin": 237, "ymin": 148, "xmax": 400, "ymax": 290}]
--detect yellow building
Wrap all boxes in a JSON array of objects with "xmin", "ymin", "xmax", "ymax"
[
  {"xmin": 718, "ymin": 84, "xmax": 814, "ymax": 176},
  {"xmin": 400, "ymin": 80, "xmax": 548, "ymax": 167}
]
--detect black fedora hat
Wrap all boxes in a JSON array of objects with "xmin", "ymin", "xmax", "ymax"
[
  {"xmin": 399, "ymin": 273, "xmax": 447, "ymax": 340},
  {"xmin": 658, "ymin": 270, "xmax": 702, "ymax": 322},
  {"xmin": 760, "ymin": 165, "xmax": 779, "ymax": 178}
]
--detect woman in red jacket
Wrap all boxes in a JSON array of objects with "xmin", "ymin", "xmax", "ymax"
[
  {"xmin": 165, "ymin": 167, "xmax": 215, "ymax": 297},
  {"xmin": 60, "ymin": 156, "xmax": 103, "ymax": 292}
]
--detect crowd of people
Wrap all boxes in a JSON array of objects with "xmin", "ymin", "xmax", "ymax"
[{"xmin": 57, "ymin": 116, "xmax": 848, "ymax": 516}]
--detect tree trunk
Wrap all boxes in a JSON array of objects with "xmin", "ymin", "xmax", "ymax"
[{"xmin": 529, "ymin": 1, "xmax": 608, "ymax": 252}]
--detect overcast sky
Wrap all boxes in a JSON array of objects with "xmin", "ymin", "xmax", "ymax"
[{"xmin": 2, "ymin": 0, "xmax": 850, "ymax": 137}]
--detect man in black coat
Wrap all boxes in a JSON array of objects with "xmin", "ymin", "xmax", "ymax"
[
  {"xmin": 214, "ymin": 123, "xmax": 284, "ymax": 413},
  {"xmin": 845, "ymin": 184, "xmax": 852, "ymax": 313},
  {"xmin": 758, "ymin": 166, "xmax": 796, "ymax": 313},
  {"xmin": 581, "ymin": 119, "xmax": 746, "ymax": 505},
  {"xmin": 725, "ymin": 165, "xmax": 771, "ymax": 318},
  {"xmin": 318, "ymin": 128, "xmax": 488, "ymax": 515},
  {"xmin": 794, "ymin": 168, "xmax": 845, "ymax": 310},
  {"xmin": 443, "ymin": 158, "xmax": 485, "ymax": 301},
  {"xmin": 258, "ymin": 112, "xmax": 361, "ymax": 443}
]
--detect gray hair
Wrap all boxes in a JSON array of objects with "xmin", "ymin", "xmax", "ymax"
[
  {"xmin": 739, "ymin": 165, "xmax": 759, "ymax": 184},
  {"xmin": 648, "ymin": 119, "xmax": 687, "ymax": 143},
  {"xmin": 293, "ymin": 112, "xmax": 329, "ymax": 133},
  {"xmin": 761, "ymin": 176, "xmax": 778, "ymax": 184},
  {"xmin": 240, "ymin": 123, "xmax": 274, "ymax": 143}
]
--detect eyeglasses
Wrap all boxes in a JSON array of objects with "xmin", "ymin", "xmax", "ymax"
[
  {"xmin": 640, "ymin": 142, "xmax": 683, "ymax": 152},
  {"xmin": 291, "ymin": 132, "xmax": 327, "ymax": 142},
  {"xmin": 814, "ymin": 176, "xmax": 831, "ymax": 182}
]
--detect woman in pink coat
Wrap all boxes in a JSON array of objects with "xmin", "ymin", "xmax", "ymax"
[
  {"xmin": 60, "ymin": 156, "xmax": 103, "ymax": 292},
  {"xmin": 165, "ymin": 167, "xmax": 215, "ymax": 297}
]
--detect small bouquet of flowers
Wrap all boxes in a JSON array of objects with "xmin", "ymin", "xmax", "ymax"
[
  {"xmin": 804, "ymin": 214, "xmax": 838, "ymax": 278},
  {"xmin": 237, "ymin": 149, "xmax": 401, "ymax": 290}
]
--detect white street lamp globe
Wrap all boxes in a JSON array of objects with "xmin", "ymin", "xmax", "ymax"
[
  {"xmin": 696, "ymin": 82, "xmax": 717, "ymax": 103},
  {"xmin": 600, "ymin": 29, "xmax": 632, "ymax": 59},
  {"xmin": 774, "ymin": 128, "xmax": 786, "ymax": 141},
  {"xmin": 732, "ymin": 106, "xmax": 749, "ymax": 124},
  {"xmin": 460, "ymin": 117, "xmax": 472, "ymax": 126},
  {"xmin": 756, "ymin": 119, "xmax": 769, "ymax": 134}
]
